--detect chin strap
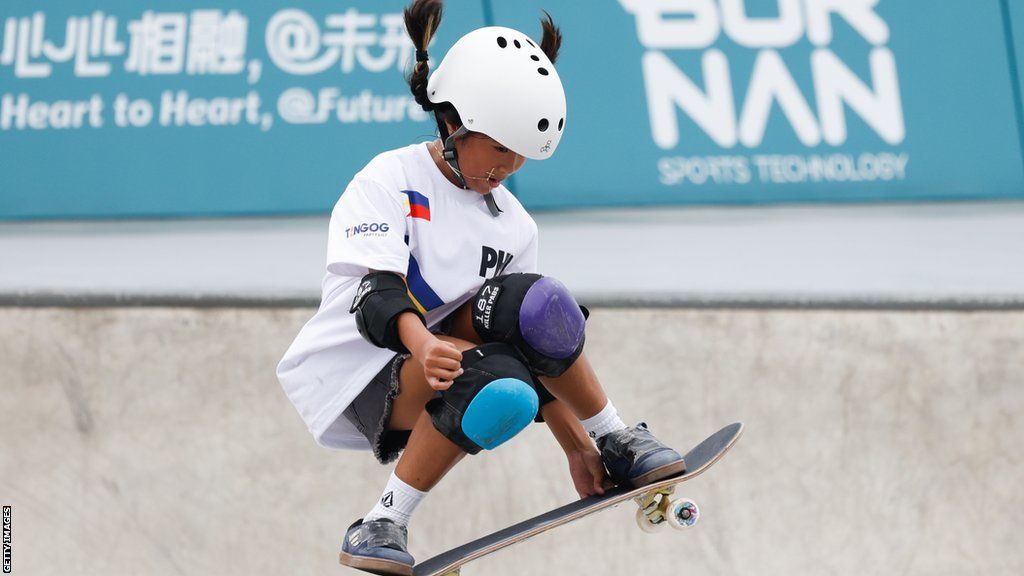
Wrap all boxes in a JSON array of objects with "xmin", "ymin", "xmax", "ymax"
[
  {"xmin": 483, "ymin": 193, "xmax": 502, "ymax": 217},
  {"xmin": 435, "ymin": 114, "xmax": 503, "ymax": 218},
  {"xmin": 439, "ymin": 124, "xmax": 469, "ymax": 190}
]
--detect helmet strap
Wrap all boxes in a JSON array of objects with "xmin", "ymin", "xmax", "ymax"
[
  {"xmin": 434, "ymin": 116, "xmax": 502, "ymax": 218},
  {"xmin": 436, "ymin": 115, "xmax": 470, "ymax": 189},
  {"xmin": 442, "ymin": 126, "xmax": 470, "ymax": 190}
]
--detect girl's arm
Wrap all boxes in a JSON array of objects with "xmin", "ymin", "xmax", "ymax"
[
  {"xmin": 541, "ymin": 399, "xmax": 592, "ymax": 453},
  {"xmin": 541, "ymin": 399, "xmax": 612, "ymax": 498},
  {"xmin": 396, "ymin": 310, "xmax": 435, "ymax": 358},
  {"xmin": 368, "ymin": 269, "xmax": 433, "ymax": 357},
  {"xmin": 370, "ymin": 269, "xmax": 463, "ymax": 389}
]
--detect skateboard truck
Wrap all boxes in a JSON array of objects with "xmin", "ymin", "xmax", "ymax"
[{"xmin": 633, "ymin": 485, "xmax": 700, "ymax": 533}]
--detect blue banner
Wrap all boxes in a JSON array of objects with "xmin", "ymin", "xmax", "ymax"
[
  {"xmin": 497, "ymin": 0, "xmax": 1024, "ymax": 208},
  {"xmin": 1, "ymin": 1, "xmax": 1023, "ymax": 219},
  {"xmin": 1007, "ymin": 0, "xmax": 1024, "ymax": 156},
  {"xmin": 0, "ymin": 1, "xmax": 484, "ymax": 219}
]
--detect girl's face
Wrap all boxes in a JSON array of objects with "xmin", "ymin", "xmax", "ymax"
[{"xmin": 436, "ymin": 126, "xmax": 527, "ymax": 195}]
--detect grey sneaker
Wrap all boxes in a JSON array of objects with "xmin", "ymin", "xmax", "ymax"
[
  {"xmin": 339, "ymin": 518, "xmax": 414, "ymax": 576},
  {"xmin": 597, "ymin": 422, "xmax": 687, "ymax": 487}
]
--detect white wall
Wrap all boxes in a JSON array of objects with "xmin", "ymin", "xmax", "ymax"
[{"xmin": 2, "ymin": 307, "xmax": 1021, "ymax": 575}]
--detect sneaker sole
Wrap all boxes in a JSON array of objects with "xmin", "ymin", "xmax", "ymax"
[
  {"xmin": 339, "ymin": 551, "xmax": 413, "ymax": 576},
  {"xmin": 630, "ymin": 458, "xmax": 687, "ymax": 487}
]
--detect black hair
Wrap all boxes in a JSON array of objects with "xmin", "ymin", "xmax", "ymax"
[
  {"xmin": 404, "ymin": 0, "xmax": 460, "ymax": 133},
  {"xmin": 539, "ymin": 10, "xmax": 562, "ymax": 64}
]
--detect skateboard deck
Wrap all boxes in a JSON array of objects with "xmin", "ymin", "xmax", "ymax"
[{"xmin": 411, "ymin": 422, "xmax": 744, "ymax": 576}]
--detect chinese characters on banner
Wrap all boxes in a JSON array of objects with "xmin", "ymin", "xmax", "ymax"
[
  {"xmin": 1, "ymin": 9, "xmax": 415, "ymax": 78},
  {"xmin": 0, "ymin": 8, "xmax": 427, "ymax": 131}
]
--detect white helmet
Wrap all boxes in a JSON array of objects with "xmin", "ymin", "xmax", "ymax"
[{"xmin": 427, "ymin": 26, "xmax": 566, "ymax": 160}]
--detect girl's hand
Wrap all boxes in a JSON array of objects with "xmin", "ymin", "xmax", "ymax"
[
  {"xmin": 416, "ymin": 337, "xmax": 464, "ymax": 391},
  {"xmin": 566, "ymin": 448, "xmax": 614, "ymax": 499}
]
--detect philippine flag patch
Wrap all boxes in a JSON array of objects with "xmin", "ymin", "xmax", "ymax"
[{"xmin": 402, "ymin": 190, "xmax": 431, "ymax": 221}]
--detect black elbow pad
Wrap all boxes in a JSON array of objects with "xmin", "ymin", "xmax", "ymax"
[{"xmin": 350, "ymin": 271, "xmax": 425, "ymax": 353}]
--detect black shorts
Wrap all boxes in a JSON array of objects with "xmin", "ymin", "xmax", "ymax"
[
  {"xmin": 341, "ymin": 312, "xmax": 457, "ymax": 464},
  {"xmin": 342, "ymin": 352, "xmax": 413, "ymax": 465}
]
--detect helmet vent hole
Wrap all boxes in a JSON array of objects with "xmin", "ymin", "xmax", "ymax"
[
  {"xmin": 538, "ymin": 118, "xmax": 549, "ymax": 132},
  {"xmin": 530, "ymin": 55, "xmax": 540, "ymax": 61},
  {"xmin": 526, "ymin": 39, "xmax": 536, "ymax": 48},
  {"xmin": 497, "ymin": 37, "xmax": 508, "ymax": 48},
  {"xmin": 514, "ymin": 39, "xmax": 521, "ymax": 49},
  {"xmin": 537, "ymin": 67, "xmax": 549, "ymax": 76},
  {"xmin": 558, "ymin": 118, "xmax": 564, "ymax": 131}
]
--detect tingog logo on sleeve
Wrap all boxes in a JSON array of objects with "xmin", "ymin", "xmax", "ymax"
[{"xmin": 344, "ymin": 222, "xmax": 390, "ymax": 238}]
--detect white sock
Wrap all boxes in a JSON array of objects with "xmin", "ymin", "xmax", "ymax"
[
  {"xmin": 581, "ymin": 400, "xmax": 628, "ymax": 440},
  {"xmin": 364, "ymin": 472, "xmax": 428, "ymax": 527}
]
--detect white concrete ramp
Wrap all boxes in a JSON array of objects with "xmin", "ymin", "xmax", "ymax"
[{"xmin": 2, "ymin": 306, "xmax": 1021, "ymax": 575}]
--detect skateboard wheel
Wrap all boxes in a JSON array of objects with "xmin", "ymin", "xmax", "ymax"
[
  {"xmin": 635, "ymin": 507, "xmax": 667, "ymax": 534},
  {"xmin": 666, "ymin": 498, "xmax": 699, "ymax": 530}
]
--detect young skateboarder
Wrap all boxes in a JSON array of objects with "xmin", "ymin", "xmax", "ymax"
[{"xmin": 277, "ymin": 2, "xmax": 686, "ymax": 574}]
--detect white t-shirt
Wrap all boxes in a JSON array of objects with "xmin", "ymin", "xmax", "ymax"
[{"xmin": 277, "ymin": 142, "xmax": 539, "ymax": 450}]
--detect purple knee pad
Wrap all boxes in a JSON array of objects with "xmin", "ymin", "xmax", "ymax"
[
  {"xmin": 519, "ymin": 277, "xmax": 586, "ymax": 359},
  {"xmin": 472, "ymin": 273, "xmax": 587, "ymax": 376}
]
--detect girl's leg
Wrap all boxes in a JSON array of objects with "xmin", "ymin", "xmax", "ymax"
[
  {"xmin": 446, "ymin": 299, "xmax": 607, "ymax": 419},
  {"xmin": 534, "ymin": 352, "xmax": 606, "ymax": 419},
  {"xmin": 444, "ymin": 299, "xmax": 683, "ymax": 486},
  {"xmin": 387, "ymin": 335, "xmax": 479, "ymax": 491},
  {"xmin": 341, "ymin": 335, "xmax": 482, "ymax": 574},
  {"xmin": 394, "ymin": 411, "xmax": 464, "ymax": 491}
]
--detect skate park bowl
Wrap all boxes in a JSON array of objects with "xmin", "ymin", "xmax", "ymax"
[
  {"xmin": 3, "ymin": 0, "xmax": 1024, "ymax": 574},
  {"xmin": 2, "ymin": 203, "xmax": 1023, "ymax": 576}
]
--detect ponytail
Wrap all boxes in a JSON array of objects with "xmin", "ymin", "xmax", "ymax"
[
  {"xmin": 404, "ymin": 0, "xmax": 444, "ymax": 112},
  {"xmin": 539, "ymin": 10, "xmax": 562, "ymax": 64}
]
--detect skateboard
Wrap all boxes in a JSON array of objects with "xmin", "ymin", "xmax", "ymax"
[{"xmin": 412, "ymin": 422, "xmax": 744, "ymax": 576}]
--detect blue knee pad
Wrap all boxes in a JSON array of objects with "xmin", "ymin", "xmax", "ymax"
[
  {"xmin": 426, "ymin": 343, "xmax": 539, "ymax": 454},
  {"xmin": 461, "ymin": 377, "xmax": 538, "ymax": 450}
]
